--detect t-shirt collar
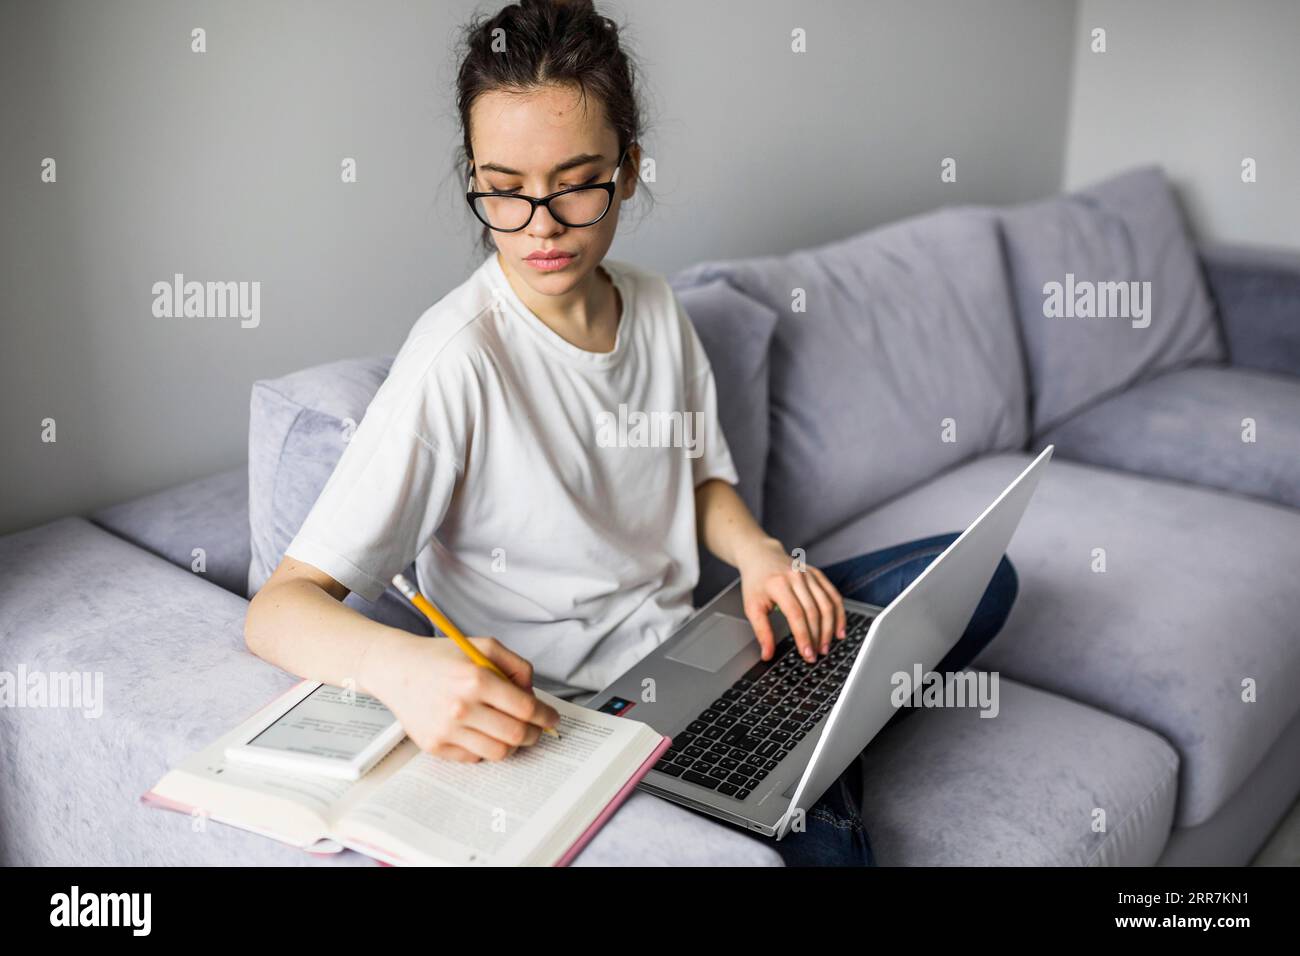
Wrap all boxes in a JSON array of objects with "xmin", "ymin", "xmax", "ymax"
[{"xmin": 485, "ymin": 251, "xmax": 634, "ymax": 369}]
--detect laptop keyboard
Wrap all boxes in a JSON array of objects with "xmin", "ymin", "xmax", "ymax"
[{"xmin": 652, "ymin": 609, "xmax": 873, "ymax": 802}]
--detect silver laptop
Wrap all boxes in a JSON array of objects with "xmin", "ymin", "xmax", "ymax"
[{"xmin": 588, "ymin": 445, "xmax": 1053, "ymax": 838}]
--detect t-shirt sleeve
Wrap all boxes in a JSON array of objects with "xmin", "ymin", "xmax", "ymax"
[
  {"xmin": 283, "ymin": 349, "xmax": 466, "ymax": 604},
  {"xmin": 676, "ymin": 293, "xmax": 741, "ymax": 490}
]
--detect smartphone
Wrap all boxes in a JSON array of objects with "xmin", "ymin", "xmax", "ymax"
[{"xmin": 225, "ymin": 682, "xmax": 405, "ymax": 781}]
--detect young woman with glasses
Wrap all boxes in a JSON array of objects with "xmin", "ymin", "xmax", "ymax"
[{"xmin": 245, "ymin": 0, "xmax": 1019, "ymax": 867}]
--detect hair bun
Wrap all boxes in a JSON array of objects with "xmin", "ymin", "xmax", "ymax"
[{"xmin": 526, "ymin": 0, "xmax": 596, "ymax": 12}]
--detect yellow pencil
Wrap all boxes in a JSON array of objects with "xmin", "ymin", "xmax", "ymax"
[{"xmin": 391, "ymin": 573, "xmax": 560, "ymax": 739}]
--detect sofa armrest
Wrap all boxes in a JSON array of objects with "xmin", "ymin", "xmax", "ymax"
[
  {"xmin": 89, "ymin": 464, "xmax": 252, "ymax": 598},
  {"xmin": 0, "ymin": 517, "xmax": 782, "ymax": 866},
  {"xmin": 1199, "ymin": 241, "xmax": 1300, "ymax": 378}
]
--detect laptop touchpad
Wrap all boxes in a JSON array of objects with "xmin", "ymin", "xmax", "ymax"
[{"xmin": 665, "ymin": 614, "xmax": 755, "ymax": 673}]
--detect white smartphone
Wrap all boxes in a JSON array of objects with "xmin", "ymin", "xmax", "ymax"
[{"xmin": 225, "ymin": 681, "xmax": 406, "ymax": 781}]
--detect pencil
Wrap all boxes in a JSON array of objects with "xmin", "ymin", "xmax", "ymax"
[{"xmin": 391, "ymin": 573, "xmax": 560, "ymax": 739}]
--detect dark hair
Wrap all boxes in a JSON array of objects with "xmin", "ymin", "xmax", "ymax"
[{"xmin": 454, "ymin": 0, "xmax": 651, "ymax": 254}]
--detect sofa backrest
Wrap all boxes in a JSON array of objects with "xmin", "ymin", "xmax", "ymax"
[
  {"xmin": 998, "ymin": 165, "xmax": 1226, "ymax": 437},
  {"xmin": 667, "ymin": 278, "xmax": 779, "ymax": 602},
  {"xmin": 675, "ymin": 205, "xmax": 1030, "ymax": 549}
]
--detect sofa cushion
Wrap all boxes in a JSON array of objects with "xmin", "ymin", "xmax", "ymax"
[
  {"xmin": 246, "ymin": 357, "xmax": 434, "ymax": 638},
  {"xmin": 247, "ymin": 355, "xmax": 391, "ymax": 597},
  {"xmin": 670, "ymin": 277, "xmax": 779, "ymax": 603},
  {"xmin": 808, "ymin": 452, "xmax": 1300, "ymax": 828},
  {"xmin": 1158, "ymin": 704, "xmax": 1300, "ymax": 865},
  {"xmin": 1041, "ymin": 363, "xmax": 1300, "ymax": 510},
  {"xmin": 677, "ymin": 205, "xmax": 1029, "ymax": 548},
  {"xmin": 670, "ymin": 277, "xmax": 777, "ymax": 520},
  {"xmin": 0, "ymin": 517, "xmax": 783, "ymax": 866},
  {"xmin": 90, "ymin": 465, "xmax": 251, "ymax": 598},
  {"xmin": 858, "ymin": 678, "xmax": 1178, "ymax": 864},
  {"xmin": 1000, "ymin": 165, "xmax": 1225, "ymax": 437}
]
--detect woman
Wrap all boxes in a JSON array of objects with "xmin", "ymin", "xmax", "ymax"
[{"xmin": 244, "ymin": 0, "xmax": 1018, "ymax": 867}]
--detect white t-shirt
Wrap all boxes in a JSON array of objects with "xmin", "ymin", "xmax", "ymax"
[{"xmin": 284, "ymin": 252, "xmax": 739, "ymax": 694}]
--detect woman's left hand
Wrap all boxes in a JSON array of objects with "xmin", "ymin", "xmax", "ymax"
[{"xmin": 736, "ymin": 536, "xmax": 846, "ymax": 664}]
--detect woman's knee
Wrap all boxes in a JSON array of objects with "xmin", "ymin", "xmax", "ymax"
[
  {"xmin": 995, "ymin": 554, "xmax": 1019, "ymax": 605},
  {"xmin": 915, "ymin": 530, "xmax": 963, "ymax": 552},
  {"xmin": 973, "ymin": 554, "xmax": 1019, "ymax": 632}
]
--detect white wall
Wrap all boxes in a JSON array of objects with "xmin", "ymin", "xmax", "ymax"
[
  {"xmin": 1, "ymin": 0, "xmax": 1078, "ymax": 533},
  {"xmin": 1064, "ymin": 0, "xmax": 1300, "ymax": 249}
]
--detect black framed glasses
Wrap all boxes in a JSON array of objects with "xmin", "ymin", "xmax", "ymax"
[{"xmin": 466, "ymin": 149, "xmax": 628, "ymax": 232}]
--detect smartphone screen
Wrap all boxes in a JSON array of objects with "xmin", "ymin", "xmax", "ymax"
[{"xmin": 247, "ymin": 684, "xmax": 398, "ymax": 760}]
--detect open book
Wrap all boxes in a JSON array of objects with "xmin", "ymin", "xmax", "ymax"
[{"xmin": 143, "ymin": 681, "xmax": 670, "ymax": 866}]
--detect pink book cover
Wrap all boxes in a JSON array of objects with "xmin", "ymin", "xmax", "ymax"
[{"xmin": 554, "ymin": 733, "xmax": 672, "ymax": 867}]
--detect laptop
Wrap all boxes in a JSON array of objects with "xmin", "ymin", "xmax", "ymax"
[{"xmin": 587, "ymin": 445, "xmax": 1054, "ymax": 838}]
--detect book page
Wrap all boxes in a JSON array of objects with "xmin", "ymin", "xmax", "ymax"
[
  {"xmin": 180, "ymin": 748, "xmax": 355, "ymax": 813},
  {"xmin": 147, "ymin": 724, "xmax": 359, "ymax": 846},
  {"xmin": 335, "ymin": 691, "xmax": 650, "ymax": 865}
]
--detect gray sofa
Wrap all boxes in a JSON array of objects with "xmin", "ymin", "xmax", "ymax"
[{"xmin": 3, "ymin": 165, "xmax": 1297, "ymax": 866}]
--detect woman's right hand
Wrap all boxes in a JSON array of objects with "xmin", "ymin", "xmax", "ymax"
[{"xmin": 361, "ymin": 633, "xmax": 561, "ymax": 762}]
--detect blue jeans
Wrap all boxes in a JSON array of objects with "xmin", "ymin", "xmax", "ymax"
[{"xmin": 729, "ymin": 531, "xmax": 1019, "ymax": 866}]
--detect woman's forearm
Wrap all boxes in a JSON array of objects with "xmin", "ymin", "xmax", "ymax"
[
  {"xmin": 695, "ymin": 479, "xmax": 846, "ymax": 657},
  {"xmin": 244, "ymin": 578, "xmax": 419, "ymax": 697},
  {"xmin": 694, "ymin": 478, "xmax": 781, "ymax": 569}
]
